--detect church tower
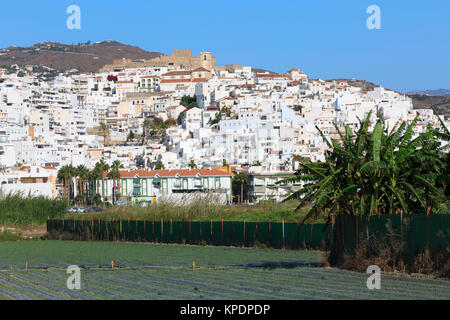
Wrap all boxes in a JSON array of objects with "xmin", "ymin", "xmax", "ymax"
[{"xmin": 200, "ymin": 52, "xmax": 214, "ymax": 70}]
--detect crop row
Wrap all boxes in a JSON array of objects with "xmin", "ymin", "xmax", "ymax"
[
  {"xmin": 0, "ymin": 266, "xmax": 449, "ymax": 300},
  {"xmin": 0, "ymin": 241, "xmax": 319, "ymax": 269}
]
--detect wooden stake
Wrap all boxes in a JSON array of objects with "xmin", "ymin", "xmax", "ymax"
[
  {"xmin": 193, "ymin": 261, "xmax": 195, "ymax": 269},
  {"xmin": 111, "ymin": 260, "xmax": 114, "ymax": 269},
  {"xmin": 25, "ymin": 261, "xmax": 28, "ymax": 271}
]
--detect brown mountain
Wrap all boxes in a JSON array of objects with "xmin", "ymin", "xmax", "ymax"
[
  {"xmin": 0, "ymin": 41, "xmax": 163, "ymax": 73},
  {"xmin": 327, "ymin": 79, "xmax": 450, "ymax": 119}
]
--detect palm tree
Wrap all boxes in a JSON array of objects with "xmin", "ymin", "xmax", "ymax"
[
  {"xmin": 57, "ymin": 164, "xmax": 76, "ymax": 203},
  {"xmin": 96, "ymin": 160, "xmax": 109, "ymax": 199},
  {"xmin": 89, "ymin": 166, "xmax": 102, "ymax": 203},
  {"xmin": 98, "ymin": 122, "xmax": 110, "ymax": 146},
  {"xmin": 57, "ymin": 165, "xmax": 71, "ymax": 201},
  {"xmin": 15, "ymin": 161, "xmax": 23, "ymax": 170},
  {"xmin": 188, "ymin": 159, "xmax": 197, "ymax": 169},
  {"xmin": 233, "ymin": 172, "xmax": 248, "ymax": 204},
  {"xmin": 108, "ymin": 160, "xmax": 124, "ymax": 204},
  {"xmin": 76, "ymin": 165, "xmax": 90, "ymax": 205}
]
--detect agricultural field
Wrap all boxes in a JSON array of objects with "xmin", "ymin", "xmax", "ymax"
[{"xmin": 0, "ymin": 241, "xmax": 449, "ymax": 300}]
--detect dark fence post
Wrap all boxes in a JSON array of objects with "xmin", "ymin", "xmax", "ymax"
[
  {"xmin": 243, "ymin": 220, "xmax": 246, "ymax": 247},
  {"xmin": 144, "ymin": 219, "xmax": 146, "ymax": 241},
  {"xmin": 355, "ymin": 209, "xmax": 359, "ymax": 249},
  {"xmin": 269, "ymin": 221, "xmax": 272, "ymax": 247}
]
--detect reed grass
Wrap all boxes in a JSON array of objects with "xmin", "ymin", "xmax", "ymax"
[
  {"xmin": 0, "ymin": 193, "xmax": 67, "ymax": 226},
  {"xmin": 76, "ymin": 198, "xmax": 326, "ymax": 223}
]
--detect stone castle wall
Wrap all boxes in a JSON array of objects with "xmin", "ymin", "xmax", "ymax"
[{"xmin": 101, "ymin": 49, "xmax": 221, "ymax": 72}]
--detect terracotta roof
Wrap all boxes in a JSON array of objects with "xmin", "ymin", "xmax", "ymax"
[
  {"xmin": 191, "ymin": 78, "xmax": 208, "ymax": 82},
  {"xmin": 42, "ymin": 166, "xmax": 57, "ymax": 170},
  {"xmin": 162, "ymin": 70, "xmax": 192, "ymax": 76},
  {"xmin": 105, "ymin": 169, "xmax": 233, "ymax": 178},
  {"xmin": 256, "ymin": 73, "xmax": 291, "ymax": 79},
  {"xmin": 192, "ymin": 67, "xmax": 210, "ymax": 72},
  {"xmin": 160, "ymin": 79, "xmax": 192, "ymax": 83}
]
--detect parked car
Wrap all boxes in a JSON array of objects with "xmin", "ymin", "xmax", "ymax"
[{"xmin": 66, "ymin": 207, "xmax": 78, "ymax": 214}]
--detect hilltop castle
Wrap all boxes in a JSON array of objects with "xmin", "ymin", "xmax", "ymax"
[{"xmin": 100, "ymin": 49, "xmax": 241, "ymax": 72}]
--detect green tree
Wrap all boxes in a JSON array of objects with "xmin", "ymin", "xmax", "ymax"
[
  {"xmin": 154, "ymin": 161, "xmax": 165, "ymax": 170},
  {"xmin": 278, "ymin": 110, "xmax": 449, "ymax": 223},
  {"xmin": 188, "ymin": 159, "xmax": 197, "ymax": 169},
  {"xmin": 180, "ymin": 95, "xmax": 198, "ymax": 109},
  {"xmin": 253, "ymin": 160, "xmax": 261, "ymax": 166}
]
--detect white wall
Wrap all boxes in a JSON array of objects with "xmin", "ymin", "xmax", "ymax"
[{"xmin": 0, "ymin": 183, "xmax": 53, "ymax": 198}]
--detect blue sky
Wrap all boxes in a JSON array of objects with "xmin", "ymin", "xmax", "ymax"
[{"xmin": 0, "ymin": 0, "xmax": 449, "ymax": 92}]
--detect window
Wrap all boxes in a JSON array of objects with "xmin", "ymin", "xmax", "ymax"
[
  {"xmin": 152, "ymin": 178, "xmax": 161, "ymax": 188},
  {"xmin": 194, "ymin": 177, "xmax": 202, "ymax": 188},
  {"xmin": 133, "ymin": 178, "xmax": 141, "ymax": 196}
]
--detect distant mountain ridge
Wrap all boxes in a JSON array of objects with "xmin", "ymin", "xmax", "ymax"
[
  {"xmin": 0, "ymin": 41, "xmax": 164, "ymax": 73},
  {"xmin": 407, "ymin": 89, "xmax": 450, "ymax": 96}
]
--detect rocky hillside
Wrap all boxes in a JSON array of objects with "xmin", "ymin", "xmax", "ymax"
[{"xmin": 0, "ymin": 41, "xmax": 163, "ymax": 73}]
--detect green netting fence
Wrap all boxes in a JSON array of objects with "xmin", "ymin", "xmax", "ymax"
[
  {"xmin": 47, "ymin": 214, "xmax": 449, "ymax": 253},
  {"xmin": 332, "ymin": 214, "xmax": 450, "ymax": 258},
  {"xmin": 47, "ymin": 218, "xmax": 331, "ymax": 250}
]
